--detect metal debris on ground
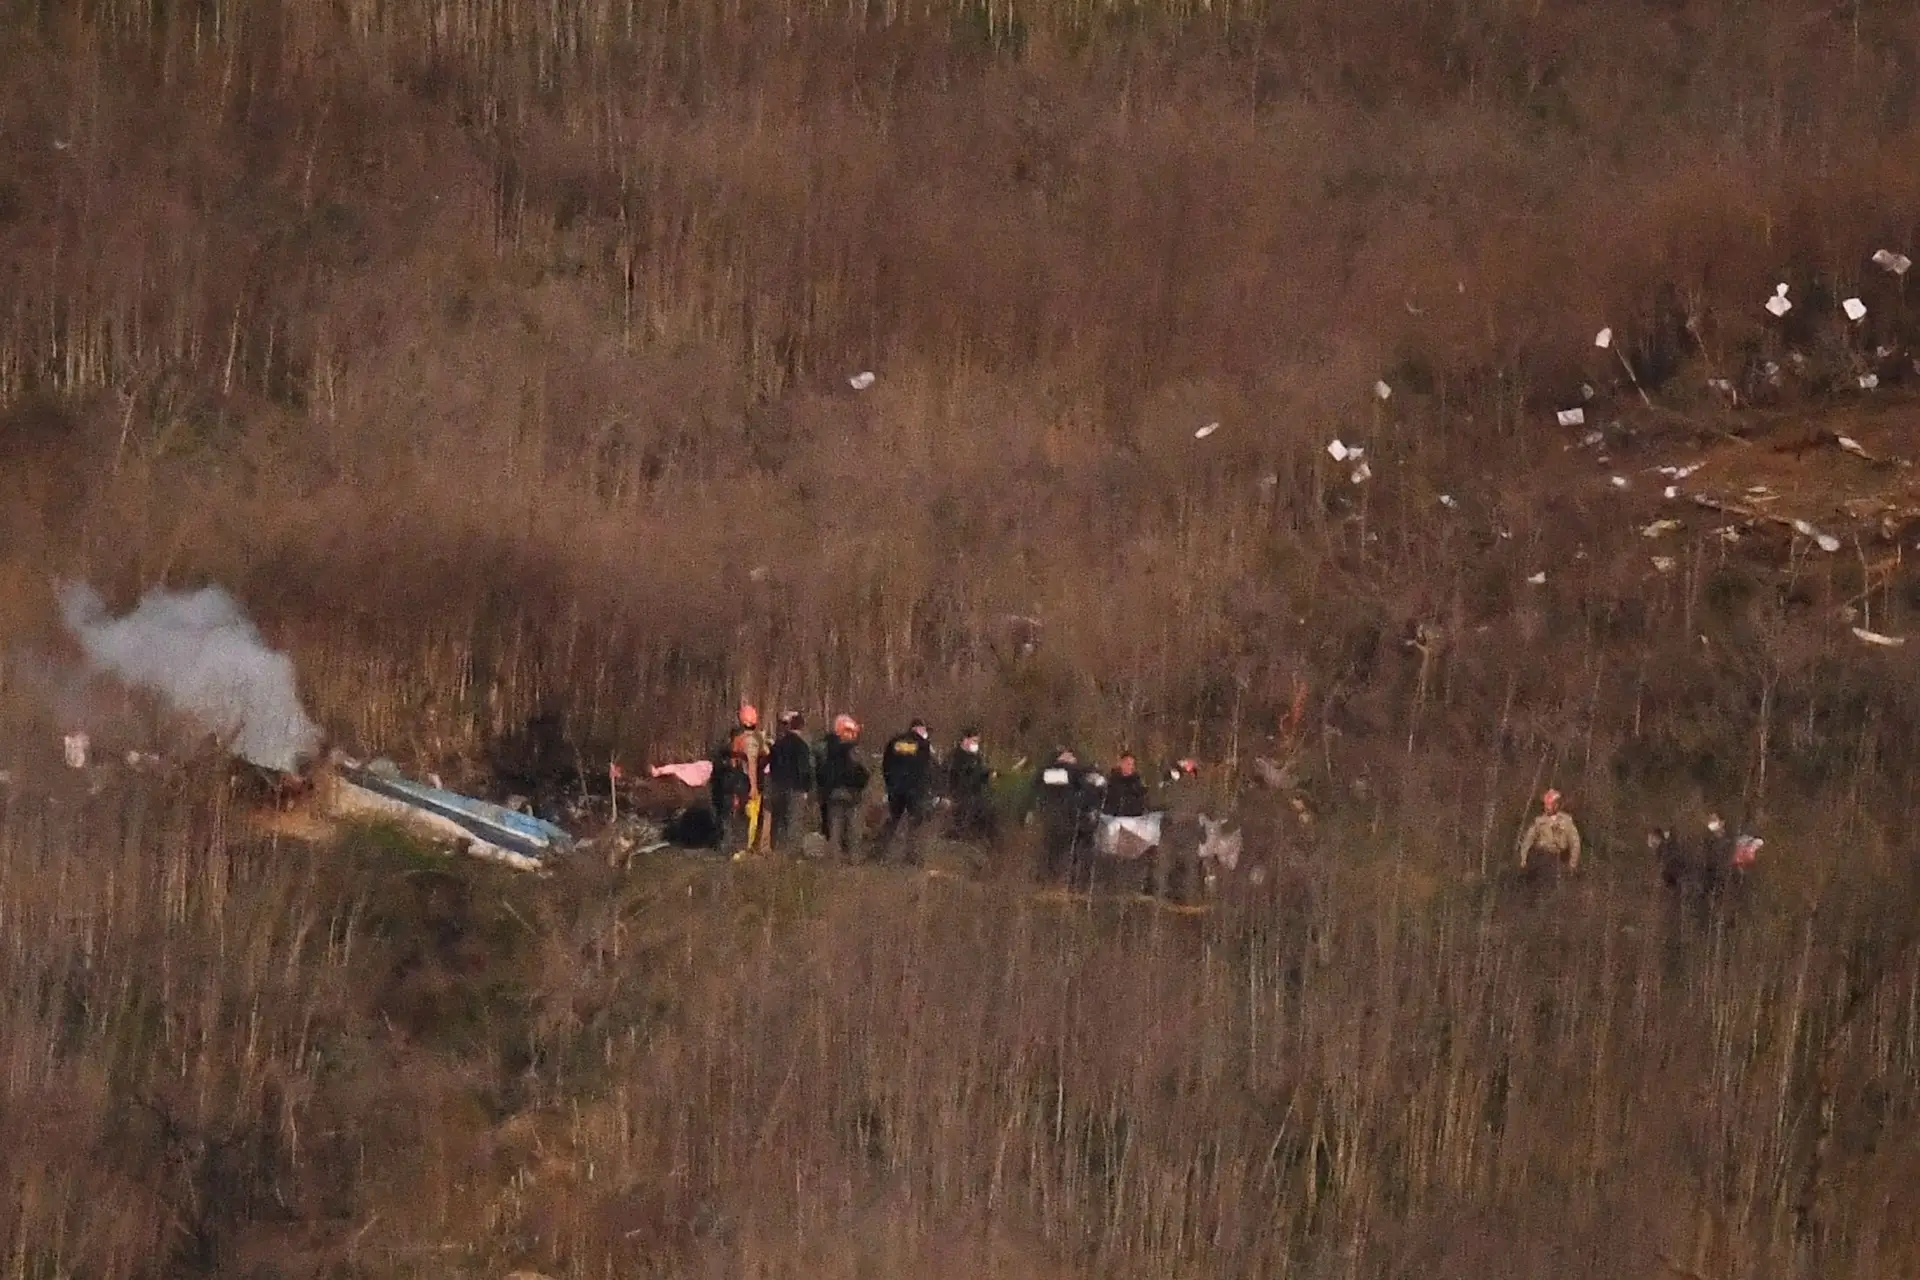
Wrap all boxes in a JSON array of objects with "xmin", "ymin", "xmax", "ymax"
[
  {"xmin": 1557, "ymin": 407, "xmax": 1586, "ymax": 428},
  {"xmin": 1373, "ymin": 380, "xmax": 1392, "ymax": 401},
  {"xmin": 1651, "ymin": 556, "xmax": 1677, "ymax": 574},
  {"xmin": 1852, "ymin": 627, "xmax": 1906, "ymax": 648},
  {"xmin": 325, "ymin": 758, "xmax": 575, "ymax": 872},
  {"xmin": 1873, "ymin": 249, "xmax": 1912, "ymax": 275},
  {"xmin": 1788, "ymin": 518, "xmax": 1841, "ymax": 552},
  {"xmin": 1350, "ymin": 460, "xmax": 1372, "ymax": 484},
  {"xmin": 1526, "ymin": 571, "xmax": 1547, "ymax": 585},
  {"xmin": 1609, "ymin": 475, "xmax": 1629, "ymax": 489},
  {"xmin": 849, "ymin": 370, "xmax": 876, "ymax": 390},
  {"xmin": 1858, "ymin": 373, "xmax": 1880, "ymax": 391},
  {"xmin": 1194, "ymin": 421, "xmax": 1220, "ymax": 439},
  {"xmin": 1641, "ymin": 519, "xmax": 1683, "ymax": 538},
  {"xmin": 1327, "ymin": 439, "xmax": 1363, "ymax": 463},
  {"xmin": 1844, "ymin": 298, "xmax": 1868, "ymax": 322}
]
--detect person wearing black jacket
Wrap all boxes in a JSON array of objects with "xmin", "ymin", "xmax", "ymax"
[
  {"xmin": 1033, "ymin": 748, "xmax": 1105, "ymax": 884},
  {"xmin": 1102, "ymin": 752, "xmax": 1149, "ymax": 818},
  {"xmin": 815, "ymin": 715, "xmax": 869, "ymax": 861},
  {"xmin": 763, "ymin": 711, "xmax": 815, "ymax": 854},
  {"xmin": 946, "ymin": 727, "xmax": 996, "ymax": 840},
  {"xmin": 878, "ymin": 718, "xmax": 936, "ymax": 864}
]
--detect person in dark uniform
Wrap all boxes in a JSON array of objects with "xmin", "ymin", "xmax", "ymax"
[
  {"xmin": 1033, "ymin": 748, "xmax": 1104, "ymax": 885},
  {"xmin": 1152, "ymin": 758, "xmax": 1205, "ymax": 901},
  {"xmin": 815, "ymin": 714, "xmax": 869, "ymax": 861},
  {"xmin": 878, "ymin": 718, "xmax": 936, "ymax": 864},
  {"xmin": 945, "ymin": 727, "xmax": 996, "ymax": 841},
  {"xmin": 763, "ymin": 711, "xmax": 815, "ymax": 854},
  {"xmin": 1102, "ymin": 752, "xmax": 1149, "ymax": 818}
]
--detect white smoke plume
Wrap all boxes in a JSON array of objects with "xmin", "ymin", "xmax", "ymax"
[{"xmin": 56, "ymin": 582, "xmax": 321, "ymax": 772}]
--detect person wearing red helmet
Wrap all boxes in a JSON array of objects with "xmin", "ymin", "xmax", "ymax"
[
  {"xmin": 710, "ymin": 702, "xmax": 768, "ymax": 854},
  {"xmin": 1517, "ymin": 788, "xmax": 1582, "ymax": 877},
  {"xmin": 815, "ymin": 713, "xmax": 869, "ymax": 861}
]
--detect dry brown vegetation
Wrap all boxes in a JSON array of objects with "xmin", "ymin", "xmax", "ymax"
[{"xmin": 3, "ymin": 0, "xmax": 1920, "ymax": 1275}]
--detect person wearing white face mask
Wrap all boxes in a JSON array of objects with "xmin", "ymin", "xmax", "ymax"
[{"xmin": 945, "ymin": 727, "xmax": 996, "ymax": 840}]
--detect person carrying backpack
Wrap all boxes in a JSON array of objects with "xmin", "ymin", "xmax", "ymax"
[
  {"xmin": 709, "ymin": 703, "xmax": 767, "ymax": 854},
  {"xmin": 815, "ymin": 714, "xmax": 869, "ymax": 861}
]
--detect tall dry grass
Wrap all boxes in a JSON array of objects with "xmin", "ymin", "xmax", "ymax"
[
  {"xmin": 3, "ymin": 1, "xmax": 1920, "ymax": 1274},
  {"xmin": 0, "ymin": 779, "xmax": 1916, "ymax": 1278}
]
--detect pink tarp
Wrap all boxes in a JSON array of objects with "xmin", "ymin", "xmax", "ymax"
[{"xmin": 649, "ymin": 760, "xmax": 713, "ymax": 789}]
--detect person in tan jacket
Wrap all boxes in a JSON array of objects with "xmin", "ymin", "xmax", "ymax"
[{"xmin": 1517, "ymin": 788, "xmax": 1581, "ymax": 875}]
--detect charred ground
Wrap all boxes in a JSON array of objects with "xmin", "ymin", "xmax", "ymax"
[{"xmin": 2, "ymin": 1, "xmax": 1920, "ymax": 1276}]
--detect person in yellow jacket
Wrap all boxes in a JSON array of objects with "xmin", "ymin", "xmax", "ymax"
[
  {"xmin": 711, "ymin": 703, "xmax": 769, "ymax": 855},
  {"xmin": 1517, "ymin": 788, "xmax": 1581, "ymax": 878}
]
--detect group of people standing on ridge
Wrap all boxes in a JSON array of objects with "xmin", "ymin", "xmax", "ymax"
[
  {"xmin": 704, "ymin": 703, "xmax": 1213, "ymax": 898},
  {"xmin": 1515, "ymin": 788, "xmax": 1763, "ymax": 910}
]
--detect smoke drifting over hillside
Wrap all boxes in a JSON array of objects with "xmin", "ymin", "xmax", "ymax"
[{"xmin": 56, "ymin": 582, "xmax": 321, "ymax": 773}]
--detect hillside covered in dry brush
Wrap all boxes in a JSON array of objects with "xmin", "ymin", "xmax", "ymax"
[{"xmin": 2, "ymin": 1, "xmax": 1920, "ymax": 1276}]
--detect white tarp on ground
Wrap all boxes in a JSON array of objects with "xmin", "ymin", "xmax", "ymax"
[{"xmin": 1096, "ymin": 813, "xmax": 1163, "ymax": 860}]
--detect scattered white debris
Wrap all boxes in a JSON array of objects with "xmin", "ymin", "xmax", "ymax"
[
  {"xmin": 1350, "ymin": 461, "xmax": 1372, "ymax": 484},
  {"xmin": 1557, "ymin": 407, "xmax": 1587, "ymax": 428},
  {"xmin": 1873, "ymin": 249, "xmax": 1912, "ymax": 275},
  {"xmin": 1714, "ymin": 526, "xmax": 1742, "ymax": 544},
  {"xmin": 1610, "ymin": 475, "xmax": 1630, "ymax": 489},
  {"xmin": 1578, "ymin": 429, "xmax": 1605, "ymax": 448},
  {"xmin": 1438, "ymin": 494, "xmax": 1458, "ymax": 509},
  {"xmin": 1580, "ymin": 383, "xmax": 1596, "ymax": 401},
  {"xmin": 748, "ymin": 565, "xmax": 770, "ymax": 582},
  {"xmin": 1664, "ymin": 485, "xmax": 1679, "ymax": 499},
  {"xmin": 1497, "ymin": 527, "xmax": 1514, "ymax": 540},
  {"xmin": 64, "ymin": 732, "xmax": 90, "ymax": 769},
  {"xmin": 1258, "ymin": 473, "xmax": 1279, "ymax": 492},
  {"xmin": 849, "ymin": 371, "xmax": 876, "ymax": 390},
  {"xmin": 1373, "ymin": 380, "xmax": 1392, "ymax": 401},
  {"xmin": 1837, "ymin": 436, "xmax": 1870, "ymax": 459},
  {"xmin": 1791, "ymin": 519, "xmax": 1841, "ymax": 552},
  {"xmin": 1327, "ymin": 439, "xmax": 1363, "ymax": 462},
  {"xmin": 1844, "ymin": 297, "xmax": 1868, "ymax": 322},
  {"xmin": 1194, "ymin": 421, "xmax": 1220, "ymax": 439},
  {"xmin": 1641, "ymin": 519, "xmax": 1682, "ymax": 538},
  {"xmin": 1595, "ymin": 327, "xmax": 1613, "ymax": 349},
  {"xmin": 1852, "ymin": 627, "xmax": 1906, "ymax": 647},
  {"xmin": 1655, "ymin": 462, "xmax": 1705, "ymax": 480},
  {"xmin": 1765, "ymin": 293, "xmax": 1792, "ymax": 318},
  {"xmin": 1651, "ymin": 556, "xmax": 1677, "ymax": 574},
  {"xmin": 1526, "ymin": 571, "xmax": 1547, "ymax": 585},
  {"xmin": 1859, "ymin": 373, "xmax": 1880, "ymax": 390},
  {"xmin": 1707, "ymin": 377, "xmax": 1734, "ymax": 399}
]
